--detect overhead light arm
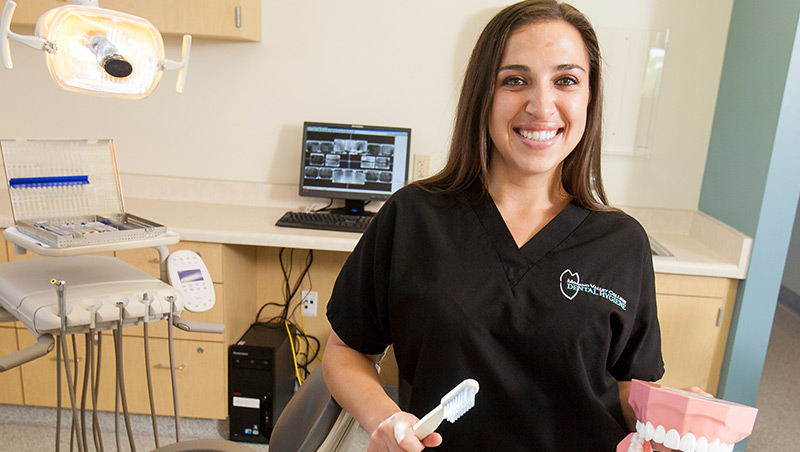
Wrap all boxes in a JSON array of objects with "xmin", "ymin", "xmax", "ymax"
[{"xmin": 1, "ymin": 1, "xmax": 51, "ymax": 68}]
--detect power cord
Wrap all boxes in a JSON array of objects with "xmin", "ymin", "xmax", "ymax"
[{"xmin": 253, "ymin": 248, "xmax": 321, "ymax": 385}]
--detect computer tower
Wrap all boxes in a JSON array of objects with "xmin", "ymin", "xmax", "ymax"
[{"xmin": 228, "ymin": 324, "xmax": 296, "ymax": 444}]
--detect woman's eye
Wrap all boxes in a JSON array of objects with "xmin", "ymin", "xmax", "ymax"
[
  {"xmin": 556, "ymin": 76, "xmax": 578, "ymax": 86},
  {"xmin": 502, "ymin": 76, "xmax": 526, "ymax": 86}
]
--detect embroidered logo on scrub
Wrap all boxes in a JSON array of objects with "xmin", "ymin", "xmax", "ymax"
[{"xmin": 559, "ymin": 269, "xmax": 628, "ymax": 310}]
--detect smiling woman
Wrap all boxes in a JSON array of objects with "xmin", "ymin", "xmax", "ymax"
[{"xmin": 321, "ymin": 2, "xmax": 668, "ymax": 451}]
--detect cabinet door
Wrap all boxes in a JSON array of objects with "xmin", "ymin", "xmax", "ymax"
[
  {"xmin": 10, "ymin": 0, "xmax": 261, "ymax": 42},
  {"xmin": 0, "ymin": 229, "xmax": 8, "ymax": 263},
  {"xmin": 17, "ymin": 329, "xmax": 226, "ymax": 419},
  {"xmin": 95, "ymin": 335, "xmax": 226, "ymax": 419},
  {"xmin": 654, "ymin": 274, "xmax": 737, "ymax": 395},
  {"xmin": 17, "ymin": 330, "xmax": 91, "ymax": 407},
  {"xmin": 0, "ymin": 326, "xmax": 24, "ymax": 404},
  {"xmin": 656, "ymin": 293, "xmax": 726, "ymax": 393}
]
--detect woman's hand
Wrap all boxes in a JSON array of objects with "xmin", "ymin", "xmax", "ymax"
[{"xmin": 368, "ymin": 411, "xmax": 443, "ymax": 452}]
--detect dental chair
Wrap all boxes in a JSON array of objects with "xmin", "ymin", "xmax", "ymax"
[
  {"xmin": 151, "ymin": 368, "xmax": 358, "ymax": 452},
  {"xmin": 269, "ymin": 367, "xmax": 360, "ymax": 452}
]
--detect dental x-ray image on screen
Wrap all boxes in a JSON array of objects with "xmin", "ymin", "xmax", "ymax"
[{"xmin": 299, "ymin": 122, "xmax": 411, "ymax": 213}]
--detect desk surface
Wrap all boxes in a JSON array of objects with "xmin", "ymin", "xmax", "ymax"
[{"xmin": 0, "ymin": 192, "xmax": 751, "ymax": 279}]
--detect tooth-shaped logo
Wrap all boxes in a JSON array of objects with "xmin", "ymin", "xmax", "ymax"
[{"xmin": 560, "ymin": 269, "xmax": 579, "ymax": 300}]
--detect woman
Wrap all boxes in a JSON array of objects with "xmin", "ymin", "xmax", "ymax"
[{"xmin": 323, "ymin": 1, "xmax": 664, "ymax": 450}]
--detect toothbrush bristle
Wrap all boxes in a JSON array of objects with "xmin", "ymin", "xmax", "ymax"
[{"xmin": 443, "ymin": 387, "xmax": 476, "ymax": 423}]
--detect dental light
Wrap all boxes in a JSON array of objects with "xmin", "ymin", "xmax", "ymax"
[{"xmin": 0, "ymin": 0, "xmax": 190, "ymax": 99}]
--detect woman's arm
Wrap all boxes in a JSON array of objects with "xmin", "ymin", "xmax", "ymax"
[{"xmin": 322, "ymin": 330, "xmax": 442, "ymax": 452}]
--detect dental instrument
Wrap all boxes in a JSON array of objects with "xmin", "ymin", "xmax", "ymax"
[{"xmin": 413, "ymin": 378, "xmax": 480, "ymax": 440}]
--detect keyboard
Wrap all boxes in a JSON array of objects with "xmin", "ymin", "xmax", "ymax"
[{"xmin": 275, "ymin": 211, "xmax": 374, "ymax": 233}]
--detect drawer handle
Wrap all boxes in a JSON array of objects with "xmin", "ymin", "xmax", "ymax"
[{"xmin": 157, "ymin": 363, "xmax": 186, "ymax": 370}]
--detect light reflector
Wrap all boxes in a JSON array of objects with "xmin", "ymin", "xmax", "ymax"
[
  {"xmin": 36, "ymin": 5, "xmax": 164, "ymax": 98},
  {"xmin": 1, "ymin": 0, "xmax": 190, "ymax": 99}
]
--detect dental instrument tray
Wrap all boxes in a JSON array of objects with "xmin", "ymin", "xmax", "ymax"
[{"xmin": 1, "ymin": 139, "xmax": 168, "ymax": 249}]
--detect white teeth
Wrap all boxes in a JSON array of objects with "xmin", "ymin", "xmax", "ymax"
[
  {"xmin": 634, "ymin": 419, "xmax": 735, "ymax": 452},
  {"xmin": 664, "ymin": 429, "xmax": 681, "ymax": 449},
  {"xmin": 518, "ymin": 129, "xmax": 557, "ymax": 141},
  {"xmin": 680, "ymin": 432, "xmax": 696, "ymax": 452},
  {"xmin": 645, "ymin": 421, "xmax": 655, "ymax": 441},
  {"xmin": 654, "ymin": 425, "xmax": 666, "ymax": 443}
]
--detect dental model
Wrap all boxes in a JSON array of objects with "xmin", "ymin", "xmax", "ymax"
[{"xmin": 617, "ymin": 380, "xmax": 758, "ymax": 452}]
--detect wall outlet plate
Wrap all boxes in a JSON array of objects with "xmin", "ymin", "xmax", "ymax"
[
  {"xmin": 302, "ymin": 290, "xmax": 318, "ymax": 317},
  {"xmin": 413, "ymin": 154, "xmax": 430, "ymax": 180}
]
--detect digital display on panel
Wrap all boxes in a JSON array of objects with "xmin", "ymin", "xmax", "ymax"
[{"xmin": 177, "ymin": 268, "xmax": 204, "ymax": 283}]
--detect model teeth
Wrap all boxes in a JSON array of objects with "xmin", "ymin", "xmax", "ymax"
[
  {"xmin": 518, "ymin": 129, "xmax": 557, "ymax": 141},
  {"xmin": 633, "ymin": 420, "xmax": 735, "ymax": 452}
]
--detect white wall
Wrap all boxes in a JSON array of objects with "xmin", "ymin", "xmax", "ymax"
[{"xmin": 0, "ymin": 0, "xmax": 732, "ymax": 210}]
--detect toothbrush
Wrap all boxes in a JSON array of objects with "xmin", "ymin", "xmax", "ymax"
[{"xmin": 413, "ymin": 378, "xmax": 480, "ymax": 439}]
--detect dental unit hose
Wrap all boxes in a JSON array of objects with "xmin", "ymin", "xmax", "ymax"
[
  {"xmin": 141, "ymin": 293, "xmax": 160, "ymax": 448},
  {"xmin": 168, "ymin": 295, "xmax": 182, "ymax": 442},
  {"xmin": 114, "ymin": 302, "xmax": 137, "ymax": 452},
  {"xmin": 93, "ymin": 333, "xmax": 105, "ymax": 452},
  {"xmin": 81, "ymin": 305, "xmax": 98, "ymax": 452},
  {"xmin": 51, "ymin": 279, "xmax": 85, "ymax": 452}
]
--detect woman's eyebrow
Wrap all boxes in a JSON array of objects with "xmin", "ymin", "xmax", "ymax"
[
  {"xmin": 556, "ymin": 63, "xmax": 587, "ymax": 73},
  {"xmin": 497, "ymin": 64, "xmax": 530, "ymax": 73},
  {"xmin": 497, "ymin": 63, "xmax": 587, "ymax": 73}
]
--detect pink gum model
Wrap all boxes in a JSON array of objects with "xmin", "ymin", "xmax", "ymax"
[{"xmin": 617, "ymin": 380, "xmax": 758, "ymax": 452}]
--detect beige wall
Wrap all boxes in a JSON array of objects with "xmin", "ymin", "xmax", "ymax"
[{"xmin": 0, "ymin": 0, "xmax": 732, "ymax": 210}]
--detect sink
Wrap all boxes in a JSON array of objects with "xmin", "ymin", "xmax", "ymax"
[{"xmin": 649, "ymin": 237, "xmax": 674, "ymax": 258}]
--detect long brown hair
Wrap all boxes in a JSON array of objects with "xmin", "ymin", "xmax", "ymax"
[{"xmin": 416, "ymin": 0, "xmax": 611, "ymax": 210}]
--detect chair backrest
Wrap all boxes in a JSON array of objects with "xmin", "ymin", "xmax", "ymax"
[{"xmin": 269, "ymin": 367, "xmax": 359, "ymax": 452}]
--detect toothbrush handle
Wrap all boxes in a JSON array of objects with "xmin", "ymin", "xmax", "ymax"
[{"xmin": 413, "ymin": 405, "xmax": 444, "ymax": 439}]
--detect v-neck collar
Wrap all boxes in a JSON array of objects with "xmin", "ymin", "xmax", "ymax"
[{"xmin": 469, "ymin": 189, "xmax": 590, "ymax": 288}]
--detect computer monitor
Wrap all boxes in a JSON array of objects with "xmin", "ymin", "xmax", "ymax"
[{"xmin": 299, "ymin": 122, "xmax": 411, "ymax": 215}]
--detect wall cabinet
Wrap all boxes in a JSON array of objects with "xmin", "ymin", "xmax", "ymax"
[
  {"xmin": 655, "ymin": 273, "xmax": 738, "ymax": 395},
  {"xmin": 9, "ymin": 0, "xmax": 261, "ymax": 42}
]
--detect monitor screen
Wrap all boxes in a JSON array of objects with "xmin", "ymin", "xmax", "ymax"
[{"xmin": 299, "ymin": 122, "xmax": 411, "ymax": 212}]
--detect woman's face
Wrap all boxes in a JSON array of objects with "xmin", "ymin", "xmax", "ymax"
[{"xmin": 488, "ymin": 20, "xmax": 591, "ymax": 186}]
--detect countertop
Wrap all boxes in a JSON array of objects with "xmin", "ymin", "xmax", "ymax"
[{"xmin": 0, "ymin": 174, "xmax": 752, "ymax": 279}]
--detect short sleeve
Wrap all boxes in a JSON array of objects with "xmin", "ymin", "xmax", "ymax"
[{"xmin": 608, "ymin": 229, "xmax": 665, "ymax": 381}]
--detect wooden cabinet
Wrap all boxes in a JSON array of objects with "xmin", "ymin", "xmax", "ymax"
[
  {"xmin": 9, "ymin": 0, "xmax": 261, "ymax": 42},
  {"xmin": 0, "ymin": 231, "xmax": 8, "ymax": 263},
  {"xmin": 655, "ymin": 273, "xmax": 738, "ymax": 395},
  {"xmin": 0, "ymin": 325, "xmax": 24, "ymax": 405}
]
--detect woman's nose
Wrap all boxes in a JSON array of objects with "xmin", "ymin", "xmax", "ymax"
[{"xmin": 525, "ymin": 86, "xmax": 555, "ymax": 117}]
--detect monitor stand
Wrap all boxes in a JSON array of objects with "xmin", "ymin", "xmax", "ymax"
[{"xmin": 330, "ymin": 199, "xmax": 372, "ymax": 216}]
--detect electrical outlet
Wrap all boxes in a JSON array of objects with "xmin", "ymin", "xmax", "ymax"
[
  {"xmin": 413, "ymin": 154, "xmax": 430, "ymax": 180},
  {"xmin": 302, "ymin": 290, "xmax": 318, "ymax": 317}
]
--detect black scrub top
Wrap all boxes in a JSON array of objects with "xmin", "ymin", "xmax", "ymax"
[{"xmin": 327, "ymin": 184, "xmax": 664, "ymax": 452}]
